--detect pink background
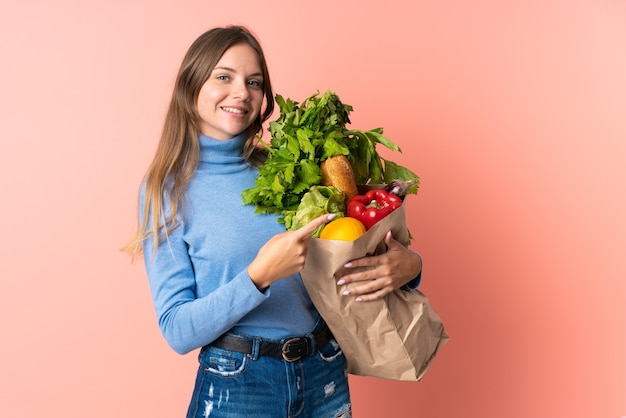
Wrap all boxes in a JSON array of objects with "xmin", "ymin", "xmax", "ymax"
[{"xmin": 1, "ymin": 1, "xmax": 625, "ymax": 417}]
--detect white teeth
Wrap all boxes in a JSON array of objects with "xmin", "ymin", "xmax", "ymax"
[{"xmin": 222, "ymin": 106, "xmax": 245, "ymax": 114}]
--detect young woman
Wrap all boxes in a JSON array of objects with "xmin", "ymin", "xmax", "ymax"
[{"xmin": 125, "ymin": 25, "xmax": 422, "ymax": 418}]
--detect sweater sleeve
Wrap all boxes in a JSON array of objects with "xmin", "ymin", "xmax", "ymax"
[
  {"xmin": 141, "ymin": 195, "xmax": 268, "ymax": 355},
  {"xmin": 402, "ymin": 251, "xmax": 422, "ymax": 291}
]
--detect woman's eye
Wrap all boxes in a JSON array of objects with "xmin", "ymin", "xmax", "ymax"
[
  {"xmin": 217, "ymin": 75, "xmax": 229, "ymax": 81},
  {"xmin": 248, "ymin": 80, "xmax": 262, "ymax": 88}
]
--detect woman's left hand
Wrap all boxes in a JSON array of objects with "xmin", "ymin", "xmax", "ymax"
[{"xmin": 336, "ymin": 231, "xmax": 422, "ymax": 302}]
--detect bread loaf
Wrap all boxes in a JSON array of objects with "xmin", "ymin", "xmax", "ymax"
[{"xmin": 320, "ymin": 155, "xmax": 359, "ymax": 201}]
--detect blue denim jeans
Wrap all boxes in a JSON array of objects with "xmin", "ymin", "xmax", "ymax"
[{"xmin": 186, "ymin": 323, "xmax": 352, "ymax": 418}]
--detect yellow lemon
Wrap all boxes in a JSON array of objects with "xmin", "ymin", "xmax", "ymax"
[{"xmin": 319, "ymin": 217, "xmax": 366, "ymax": 241}]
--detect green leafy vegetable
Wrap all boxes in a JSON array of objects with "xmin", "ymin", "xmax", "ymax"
[
  {"xmin": 286, "ymin": 186, "xmax": 346, "ymax": 236},
  {"xmin": 242, "ymin": 90, "xmax": 419, "ymax": 228}
]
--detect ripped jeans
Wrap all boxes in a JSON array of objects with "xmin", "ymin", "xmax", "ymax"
[{"xmin": 186, "ymin": 323, "xmax": 352, "ymax": 418}]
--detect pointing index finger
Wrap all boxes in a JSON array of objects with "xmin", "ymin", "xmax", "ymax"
[{"xmin": 295, "ymin": 213, "xmax": 336, "ymax": 239}]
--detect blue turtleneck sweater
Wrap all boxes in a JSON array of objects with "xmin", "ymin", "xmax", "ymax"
[{"xmin": 142, "ymin": 133, "xmax": 319, "ymax": 355}]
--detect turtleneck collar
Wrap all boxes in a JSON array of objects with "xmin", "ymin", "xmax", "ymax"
[
  {"xmin": 198, "ymin": 132, "xmax": 249, "ymax": 173},
  {"xmin": 199, "ymin": 132, "xmax": 247, "ymax": 161}
]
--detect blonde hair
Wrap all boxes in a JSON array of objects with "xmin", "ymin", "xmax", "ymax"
[{"xmin": 123, "ymin": 26, "xmax": 274, "ymax": 257}]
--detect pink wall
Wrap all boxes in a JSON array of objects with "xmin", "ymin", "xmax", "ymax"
[{"xmin": 1, "ymin": 1, "xmax": 624, "ymax": 417}]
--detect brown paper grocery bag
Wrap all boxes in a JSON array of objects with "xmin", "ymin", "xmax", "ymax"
[{"xmin": 300, "ymin": 203, "xmax": 449, "ymax": 381}]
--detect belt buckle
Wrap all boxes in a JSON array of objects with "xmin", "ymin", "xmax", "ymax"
[{"xmin": 281, "ymin": 337, "xmax": 309, "ymax": 362}]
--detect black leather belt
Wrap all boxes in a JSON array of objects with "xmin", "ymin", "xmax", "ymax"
[{"xmin": 210, "ymin": 325, "xmax": 332, "ymax": 362}]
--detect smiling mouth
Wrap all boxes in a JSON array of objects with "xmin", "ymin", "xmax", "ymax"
[{"xmin": 222, "ymin": 106, "xmax": 247, "ymax": 115}]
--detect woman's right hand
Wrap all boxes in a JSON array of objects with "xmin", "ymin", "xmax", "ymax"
[{"xmin": 247, "ymin": 213, "xmax": 335, "ymax": 290}]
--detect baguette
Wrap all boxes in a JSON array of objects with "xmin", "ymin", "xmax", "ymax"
[{"xmin": 320, "ymin": 155, "xmax": 359, "ymax": 201}]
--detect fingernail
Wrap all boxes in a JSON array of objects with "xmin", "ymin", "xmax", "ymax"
[
  {"xmin": 336, "ymin": 279, "xmax": 345, "ymax": 285},
  {"xmin": 344, "ymin": 262, "xmax": 352, "ymax": 268},
  {"xmin": 327, "ymin": 213, "xmax": 336, "ymax": 220},
  {"xmin": 356, "ymin": 297, "xmax": 363, "ymax": 302},
  {"xmin": 342, "ymin": 290, "xmax": 351, "ymax": 296}
]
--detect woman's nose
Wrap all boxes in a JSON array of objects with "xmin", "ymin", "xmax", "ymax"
[{"xmin": 231, "ymin": 80, "xmax": 250, "ymax": 100}]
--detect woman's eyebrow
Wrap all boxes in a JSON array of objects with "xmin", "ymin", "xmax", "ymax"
[{"xmin": 213, "ymin": 65, "xmax": 235, "ymax": 72}]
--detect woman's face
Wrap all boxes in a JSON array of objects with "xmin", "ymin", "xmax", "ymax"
[{"xmin": 196, "ymin": 43, "xmax": 265, "ymax": 140}]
